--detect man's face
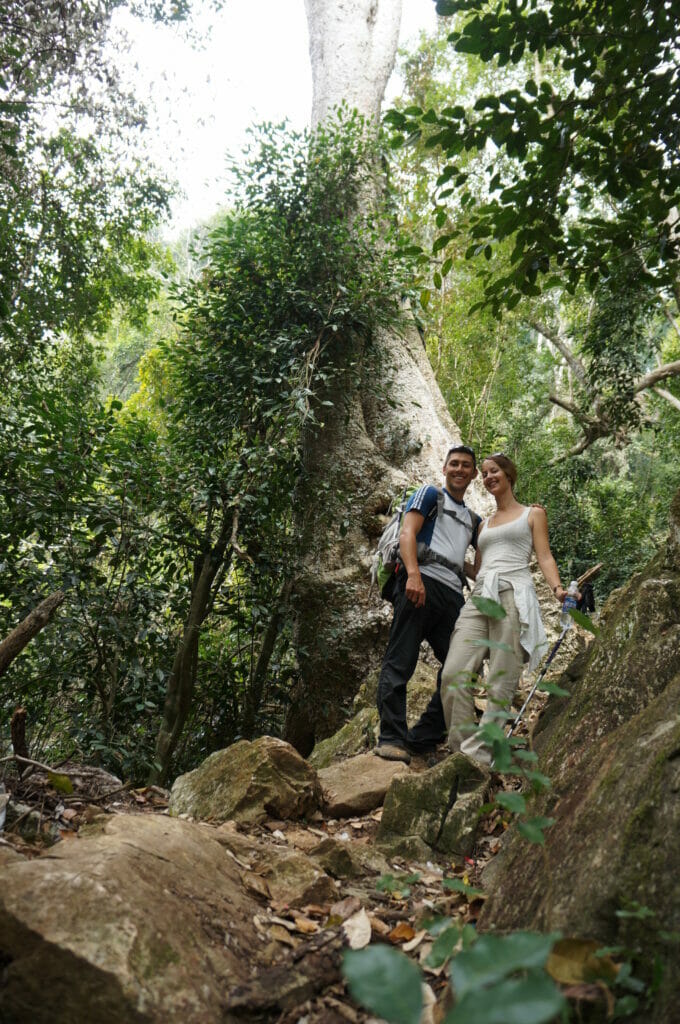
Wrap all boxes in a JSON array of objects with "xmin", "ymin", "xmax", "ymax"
[{"xmin": 443, "ymin": 452, "xmax": 477, "ymax": 496}]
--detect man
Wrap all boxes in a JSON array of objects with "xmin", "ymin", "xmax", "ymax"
[{"xmin": 374, "ymin": 445, "xmax": 480, "ymax": 764}]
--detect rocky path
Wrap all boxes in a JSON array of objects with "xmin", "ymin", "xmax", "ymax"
[{"xmin": 0, "ymin": 723, "xmax": 511, "ymax": 1024}]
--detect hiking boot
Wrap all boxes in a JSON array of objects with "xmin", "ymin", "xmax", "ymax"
[{"xmin": 374, "ymin": 743, "xmax": 411, "ymax": 765}]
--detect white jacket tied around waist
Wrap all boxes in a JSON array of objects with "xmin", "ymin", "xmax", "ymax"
[{"xmin": 475, "ymin": 506, "xmax": 548, "ymax": 671}]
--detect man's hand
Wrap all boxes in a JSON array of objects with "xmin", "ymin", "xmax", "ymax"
[{"xmin": 405, "ymin": 571, "xmax": 426, "ymax": 607}]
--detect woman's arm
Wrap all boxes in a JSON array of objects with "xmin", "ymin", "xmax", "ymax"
[
  {"xmin": 464, "ymin": 532, "xmax": 483, "ymax": 581},
  {"xmin": 529, "ymin": 507, "xmax": 569, "ymax": 603}
]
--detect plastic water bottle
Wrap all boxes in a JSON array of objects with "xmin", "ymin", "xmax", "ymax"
[{"xmin": 560, "ymin": 580, "xmax": 579, "ymax": 629}]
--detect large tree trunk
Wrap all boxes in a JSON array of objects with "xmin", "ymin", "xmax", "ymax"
[{"xmin": 285, "ymin": 0, "xmax": 487, "ymax": 754}]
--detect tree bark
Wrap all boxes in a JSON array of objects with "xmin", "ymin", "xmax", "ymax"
[
  {"xmin": 0, "ymin": 591, "xmax": 65, "ymax": 679},
  {"xmin": 150, "ymin": 506, "xmax": 235, "ymax": 784},
  {"xmin": 286, "ymin": 0, "xmax": 487, "ymax": 754}
]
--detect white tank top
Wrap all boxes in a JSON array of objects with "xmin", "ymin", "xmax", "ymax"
[{"xmin": 477, "ymin": 505, "xmax": 533, "ymax": 583}]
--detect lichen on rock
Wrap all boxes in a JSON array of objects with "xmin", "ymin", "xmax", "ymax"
[
  {"xmin": 376, "ymin": 753, "xmax": 489, "ymax": 861},
  {"xmin": 169, "ymin": 736, "xmax": 322, "ymax": 824}
]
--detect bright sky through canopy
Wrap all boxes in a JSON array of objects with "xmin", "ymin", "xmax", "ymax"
[{"xmin": 114, "ymin": 0, "xmax": 436, "ymax": 233}]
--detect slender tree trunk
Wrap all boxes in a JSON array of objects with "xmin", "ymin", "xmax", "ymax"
[
  {"xmin": 285, "ymin": 0, "xmax": 487, "ymax": 754},
  {"xmin": 150, "ymin": 508, "xmax": 233, "ymax": 784},
  {"xmin": 241, "ymin": 579, "xmax": 292, "ymax": 739}
]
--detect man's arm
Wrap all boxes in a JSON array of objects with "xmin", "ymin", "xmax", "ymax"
[{"xmin": 399, "ymin": 510, "xmax": 426, "ymax": 607}]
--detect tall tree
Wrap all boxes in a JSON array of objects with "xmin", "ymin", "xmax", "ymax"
[{"xmin": 285, "ymin": 0, "xmax": 487, "ymax": 754}]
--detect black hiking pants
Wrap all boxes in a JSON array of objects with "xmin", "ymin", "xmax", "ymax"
[{"xmin": 377, "ymin": 572, "xmax": 464, "ymax": 751}]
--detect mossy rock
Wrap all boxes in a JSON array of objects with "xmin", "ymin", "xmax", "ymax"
[
  {"xmin": 311, "ymin": 662, "xmax": 441, "ymax": 768},
  {"xmin": 376, "ymin": 753, "xmax": 489, "ymax": 861},
  {"xmin": 169, "ymin": 736, "xmax": 322, "ymax": 824},
  {"xmin": 309, "ymin": 707, "xmax": 379, "ymax": 769},
  {"xmin": 480, "ymin": 492, "xmax": 680, "ymax": 1023}
]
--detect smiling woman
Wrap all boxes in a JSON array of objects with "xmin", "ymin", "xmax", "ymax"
[{"xmin": 440, "ymin": 454, "xmax": 572, "ymax": 765}]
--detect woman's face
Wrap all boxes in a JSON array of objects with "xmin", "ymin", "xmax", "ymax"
[{"xmin": 481, "ymin": 459, "xmax": 510, "ymax": 496}]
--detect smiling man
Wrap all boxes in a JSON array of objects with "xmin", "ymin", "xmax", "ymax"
[{"xmin": 375, "ymin": 446, "xmax": 481, "ymax": 764}]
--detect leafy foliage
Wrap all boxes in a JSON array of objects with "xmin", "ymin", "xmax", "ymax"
[{"xmin": 388, "ymin": 0, "xmax": 680, "ymax": 312}]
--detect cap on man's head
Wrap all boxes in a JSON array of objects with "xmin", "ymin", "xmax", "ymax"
[{"xmin": 445, "ymin": 444, "xmax": 477, "ymax": 468}]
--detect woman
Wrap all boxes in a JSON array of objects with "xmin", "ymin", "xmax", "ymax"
[{"xmin": 440, "ymin": 453, "xmax": 570, "ymax": 765}]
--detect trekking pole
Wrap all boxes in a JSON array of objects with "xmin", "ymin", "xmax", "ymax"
[
  {"xmin": 506, "ymin": 563, "xmax": 602, "ymax": 738},
  {"xmin": 506, "ymin": 626, "xmax": 569, "ymax": 737}
]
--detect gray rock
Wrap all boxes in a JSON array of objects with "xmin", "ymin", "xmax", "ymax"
[
  {"xmin": 0, "ymin": 814, "xmax": 263, "ymax": 1023},
  {"xmin": 170, "ymin": 736, "xmax": 322, "ymax": 824},
  {"xmin": 376, "ymin": 753, "xmax": 489, "ymax": 861},
  {"xmin": 210, "ymin": 821, "xmax": 337, "ymax": 908},
  {"xmin": 318, "ymin": 752, "xmax": 409, "ymax": 816}
]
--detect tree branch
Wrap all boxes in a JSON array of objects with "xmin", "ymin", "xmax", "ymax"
[
  {"xmin": 548, "ymin": 392, "xmax": 586, "ymax": 418},
  {"xmin": 634, "ymin": 360, "xmax": 680, "ymax": 393},
  {"xmin": 0, "ymin": 592, "xmax": 65, "ymax": 678},
  {"xmin": 530, "ymin": 319, "xmax": 587, "ymax": 384},
  {"xmin": 653, "ymin": 386, "xmax": 680, "ymax": 413}
]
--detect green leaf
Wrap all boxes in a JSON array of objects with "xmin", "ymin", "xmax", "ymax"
[
  {"xmin": 537, "ymin": 681, "xmax": 570, "ymax": 696},
  {"xmin": 433, "ymin": 233, "xmax": 454, "ymax": 254},
  {"xmin": 48, "ymin": 772, "xmax": 74, "ymax": 795},
  {"xmin": 425, "ymin": 924, "xmax": 461, "ymax": 967},
  {"xmin": 517, "ymin": 817, "xmax": 555, "ymax": 845},
  {"xmin": 494, "ymin": 791, "xmax": 526, "ymax": 814},
  {"xmin": 468, "ymin": 638, "xmax": 514, "ymax": 652},
  {"xmin": 446, "ymin": 970, "xmax": 565, "ymax": 1024},
  {"xmin": 471, "ymin": 596, "xmax": 507, "ymax": 619},
  {"xmin": 568, "ymin": 609, "xmax": 599, "ymax": 634},
  {"xmin": 442, "ymin": 877, "xmax": 483, "ymax": 897},
  {"xmin": 342, "ymin": 946, "xmax": 423, "ymax": 1024},
  {"xmin": 449, "ymin": 933, "xmax": 560, "ymax": 1001}
]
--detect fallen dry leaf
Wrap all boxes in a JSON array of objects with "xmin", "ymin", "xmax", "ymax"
[
  {"xmin": 60, "ymin": 808, "xmax": 78, "ymax": 822},
  {"xmin": 547, "ymin": 938, "xmax": 619, "ymax": 985},
  {"xmin": 388, "ymin": 921, "xmax": 417, "ymax": 944},
  {"xmin": 402, "ymin": 929, "xmax": 427, "ymax": 952},
  {"xmin": 268, "ymin": 924, "xmax": 298, "ymax": 948},
  {"xmin": 342, "ymin": 908, "xmax": 372, "ymax": 950},
  {"xmin": 419, "ymin": 982, "xmax": 437, "ymax": 1024},
  {"xmin": 240, "ymin": 870, "xmax": 270, "ymax": 900},
  {"xmin": 268, "ymin": 915, "xmax": 298, "ymax": 932},
  {"xmin": 293, "ymin": 915, "xmax": 319, "ymax": 934},
  {"xmin": 330, "ymin": 895, "xmax": 361, "ymax": 921},
  {"xmin": 301, "ymin": 903, "xmax": 329, "ymax": 918},
  {"xmin": 368, "ymin": 914, "xmax": 391, "ymax": 936}
]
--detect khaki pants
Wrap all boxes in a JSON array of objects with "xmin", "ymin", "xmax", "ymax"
[{"xmin": 441, "ymin": 588, "xmax": 525, "ymax": 765}]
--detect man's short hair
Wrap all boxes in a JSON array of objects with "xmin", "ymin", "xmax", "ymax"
[{"xmin": 445, "ymin": 444, "xmax": 477, "ymax": 468}]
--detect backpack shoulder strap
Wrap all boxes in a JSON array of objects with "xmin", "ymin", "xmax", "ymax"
[{"xmin": 469, "ymin": 511, "xmax": 482, "ymax": 548}]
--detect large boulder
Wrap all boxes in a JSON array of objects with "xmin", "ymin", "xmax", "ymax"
[
  {"xmin": 170, "ymin": 736, "xmax": 322, "ymax": 824},
  {"xmin": 0, "ymin": 815, "xmax": 262, "ymax": 1024},
  {"xmin": 480, "ymin": 490, "xmax": 680, "ymax": 1023},
  {"xmin": 318, "ymin": 752, "xmax": 409, "ymax": 817},
  {"xmin": 376, "ymin": 753, "xmax": 489, "ymax": 861}
]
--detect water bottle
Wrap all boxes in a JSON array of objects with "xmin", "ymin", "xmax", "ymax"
[{"xmin": 560, "ymin": 580, "xmax": 579, "ymax": 629}]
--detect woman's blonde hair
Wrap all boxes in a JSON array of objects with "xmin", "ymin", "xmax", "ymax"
[{"xmin": 483, "ymin": 452, "xmax": 518, "ymax": 488}]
